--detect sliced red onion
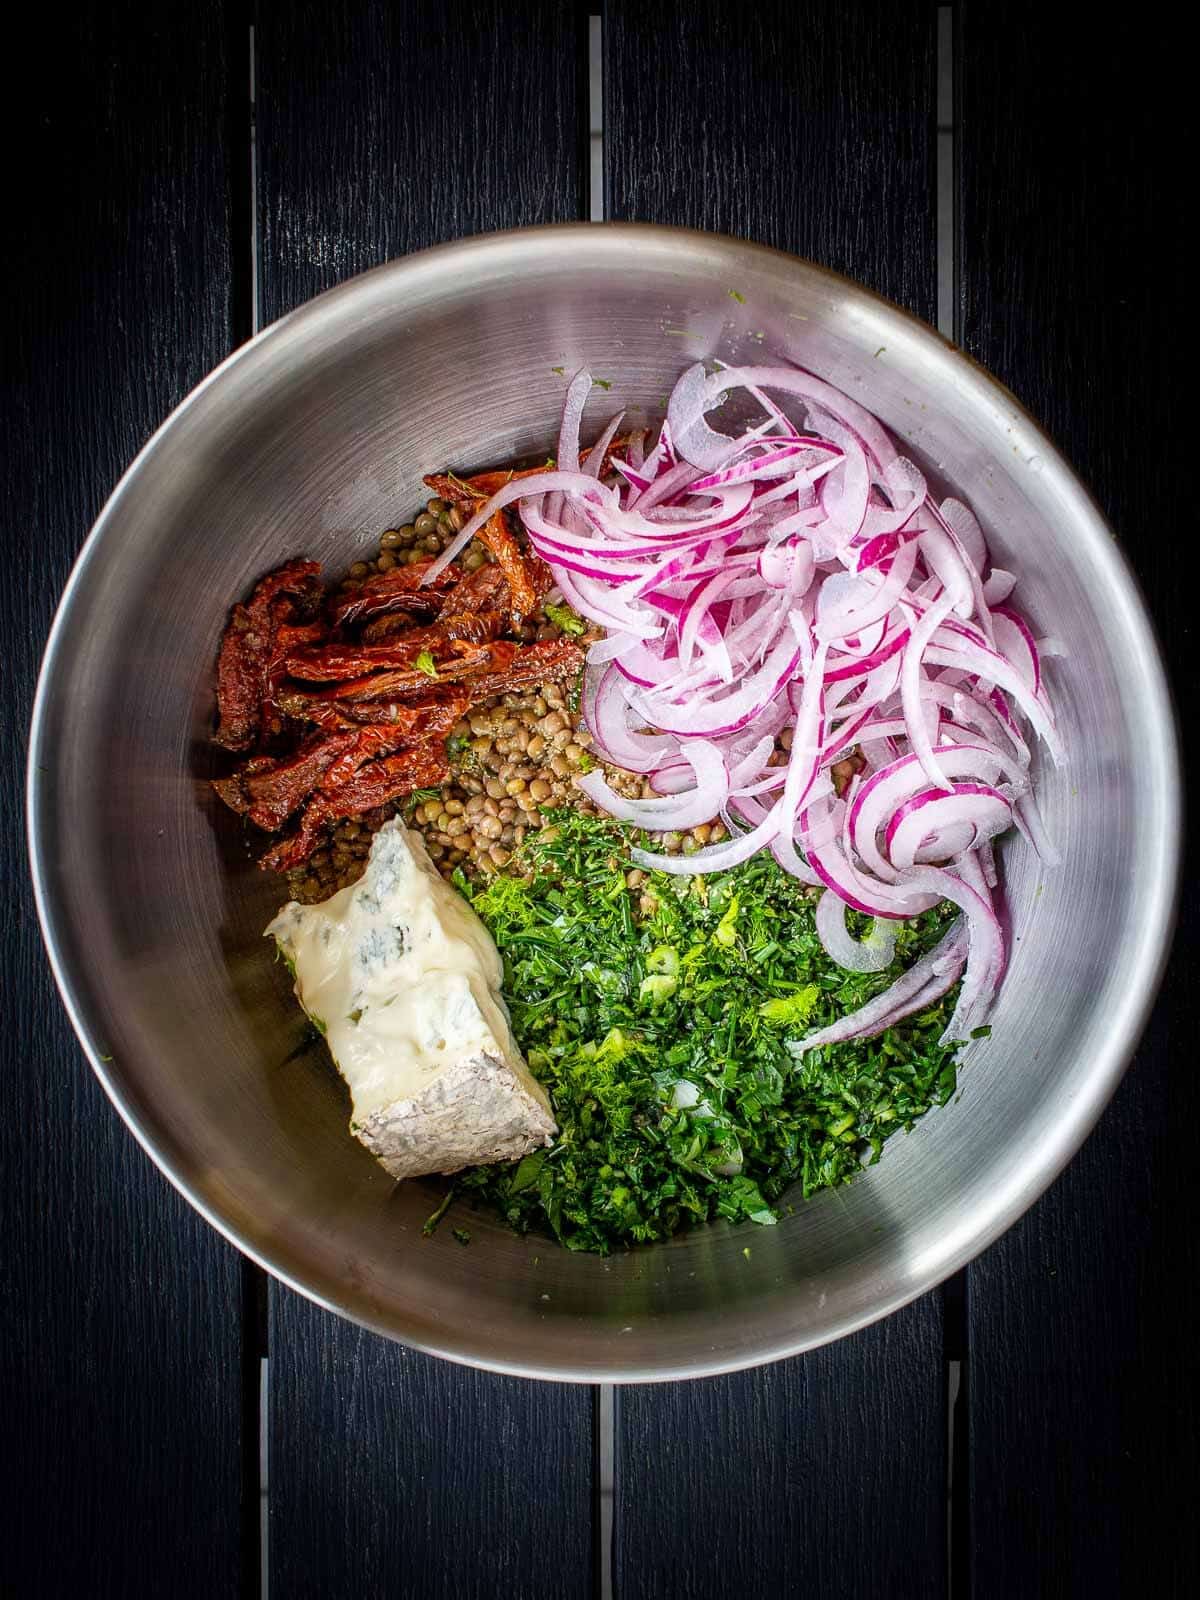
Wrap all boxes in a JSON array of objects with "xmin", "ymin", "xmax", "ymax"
[
  {"xmin": 1013, "ymin": 790, "xmax": 1061, "ymax": 867},
  {"xmin": 790, "ymin": 920, "xmax": 968, "ymax": 1054},
  {"xmin": 898, "ymin": 866, "xmax": 1006, "ymax": 1042},
  {"xmin": 439, "ymin": 362, "xmax": 1066, "ymax": 1047},
  {"xmin": 901, "ymin": 589, "xmax": 961, "ymax": 791},
  {"xmin": 576, "ymin": 737, "xmax": 727, "ymax": 831},
  {"xmin": 582, "ymin": 665, "xmax": 675, "ymax": 773},
  {"xmin": 814, "ymin": 891, "xmax": 899, "ymax": 973},
  {"xmin": 848, "ymin": 744, "xmax": 1025, "ymax": 884},
  {"xmin": 816, "ymin": 541, "xmax": 919, "ymax": 642},
  {"xmin": 982, "ymin": 567, "xmax": 1016, "ymax": 605},
  {"xmin": 582, "ymin": 410, "xmax": 626, "ymax": 478},
  {"xmin": 991, "ymin": 606, "xmax": 1041, "ymax": 694},
  {"xmin": 558, "ymin": 371, "xmax": 594, "ymax": 482},
  {"xmin": 802, "ymin": 802, "xmax": 941, "ymax": 921},
  {"xmin": 884, "ymin": 784, "xmax": 1013, "ymax": 872}
]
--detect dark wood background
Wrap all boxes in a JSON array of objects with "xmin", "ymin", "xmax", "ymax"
[{"xmin": 1, "ymin": 3, "xmax": 1191, "ymax": 1596}]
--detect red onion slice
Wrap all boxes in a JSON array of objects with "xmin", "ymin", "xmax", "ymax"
[
  {"xmin": 790, "ymin": 920, "xmax": 969, "ymax": 1054},
  {"xmin": 814, "ymin": 890, "xmax": 899, "ymax": 973},
  {"xmin": 898, "ymin": 866, "xmax": 1006, "ymax": 1042},
  {"xmin": 577, "ymin": 738, "xmax": 728, "ymax": 832}
]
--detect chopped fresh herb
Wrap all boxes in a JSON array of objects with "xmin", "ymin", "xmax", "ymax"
[
  {"xmin": 422, "ymin": 1187, "xmax": 455, "ymax": 1237},
  {"xmin": 98, "ymin": 1052, "xmax": 113, "ymax": 1064},
  {"xmin": 551, "ymin": 365, "xmax": 566, "ymax": 376},
  {"xmin": 874, "ymin": 346, "xmax": 887, "ymax": 357},
  {"xmin": 728, "ymin": 288, "xmax": 746, "ymax": 304},
  {"xmin": 576, "ymin": 749, "xmax": 596, "ymax": 773},
  {"xmin": 452, "ymin": 1228, "xmax": 472, "ymax": 1246},
  {"xmin": 446, "ymin": 733, "xmax": 474, "ymax": 765},
  {"xmin": 307, "ymin": 1012, "xmax": 327, "ymax": 1036},
  {"xmin": 970, "ymin": 1025, "xmax": 992, "ymax": 1040},
  {"xmin": 274, "ymin": 938, "xmax": 297, "ymax": 979},
  {"xmin": 457, "ymin": 809, "xmax": 960, "ymax": 1254},
  {"xmin": 758, "ymin": 985, "xmax": 820, "ymax": 1027},
  {"xmin": 414, "ymin": 650, "xmax": 439, "ymax": 679},
  {"xmin": 638, "ymin": 973, "xmax": 678, "ymax": 1006},
  {"xmin": 347, "ymin": 1008, "xmax": 363, "ymax": 1025},
  {"xmin": 543, "ymin": 600, "xmax": 587, "ymax": 636},
  {"xmin": 405, "ymin": 785, "xmax": 443, "ymax": 812},
  {"xmin": 594, "ymin": 377, "xmax": 613, "ymax": 390}
]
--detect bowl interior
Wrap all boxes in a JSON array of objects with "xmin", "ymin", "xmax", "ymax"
[{"xmin": 30, "ymin": 227, "xmax": 1177, "ymax": 1379}]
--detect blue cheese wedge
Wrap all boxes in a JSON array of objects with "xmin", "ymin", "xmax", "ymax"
[{"xmin": 266, "ymin": 819, "xmax": 556, "ymax": 1180}]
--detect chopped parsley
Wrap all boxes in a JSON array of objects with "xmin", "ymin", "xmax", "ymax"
[
  {"xmin": 414, "ymin": 650, "xmax": 439, "ymax": 679},
  {"xmin": 543, "ymin": 600, "xmax": 586, "ymax": 636},
  {"xmin": 405, "ymin": 785, "xmax": 443, "ymax": 812},
  {"xmin": 457, "ymin": 809, "xmax": 961, "ymax": 1254}
]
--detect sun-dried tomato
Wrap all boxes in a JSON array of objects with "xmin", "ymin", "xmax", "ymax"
[
  {"xmin": 213, "ymin": 559, "xmax": 322, "ymax": 750},
  {"xmin": 284, "ymin": 611, "xmax": 507, "ymax": 680},
  {"xmin": 260, "ymin": 742, "xmax": 450, "ymax": 872},
  {"xmin": 326, "ymin": 561, "xmax": 456, "ymax": 630}
]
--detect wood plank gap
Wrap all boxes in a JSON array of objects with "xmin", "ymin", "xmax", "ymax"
[
  {"xmin": 240, "ymin": 1257, "xmax": 268, "ymax": 1599},
  {"xmin": 588, "ymin": 13, "xmax": 604, "ymax": 222},
  {"xmin": 935, "ymin": 4, "xmax": 954, "ymax": 338},
  {"xmin": 943, "ymin": 1271, "xmax": 969, "ymax": 1597},
  {"xmin": 595, "ymin": 1384, "xmax": 615, "ymax": 1600},
  {"xmin": 225, "ymin": 2, "xmax": 256, "ymax": 346}
]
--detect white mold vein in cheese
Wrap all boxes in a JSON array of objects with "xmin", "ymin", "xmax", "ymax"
[{"xmin": 266, "ymin": 819, "xmax": 556, "ymax": 1180}]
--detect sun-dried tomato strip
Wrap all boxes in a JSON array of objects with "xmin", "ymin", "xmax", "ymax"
[
  {"xmin": 260, "ymin": 742, "xmax": 450, "ymax": 872},
  {"xmin": 327, "ymin": 561, "xmax": 456, "ymax": 630},
  {"xmin": 212, "ymin": 754, "xmax": 277, "ymax": 815},
  {"xmin": 244, "ymin": 734, "xmax": 360, "ymax": 830},
  {"xmin": 441, "ymin": 561, "xmax": 511, "ymax": 613},
  {"xmin": 454, "ymin": 637, "xmax": 584, "ymax": 701},
  {"xmin": 311, "ymin": 640, "xmax": 500, "ymax": 701},
  {"xmin": 277, "ymin": 686, "xmax": 471, "ymax": 732},
  {"xmin": 359, "ymin": 563, "xmax": 512, "ymax": 644},
  {"xmin": 285, "ymin": 612, "xmax": 506, "ymax": 681},
  {"xmin": 213, "ymin": 559, "xmax": 322, "ymax": 750},
  {"xmin": 476, "ymin": 511, "xmax": 538, "ymax": 619}
]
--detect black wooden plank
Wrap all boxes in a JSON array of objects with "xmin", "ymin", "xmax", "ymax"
[
  {"xmin": 269, "ymin": 1315, "xmax": 596, "ymax": 1600},
  {"xmin": 604, "ymin": 5, "xmax": 946, "ymax": 1596},
  {"xmin": 256, "ymin": 0, "xmax": 589, "ymax": 322},
  {"xmin": 958, "ymin": 6, "xmax": 1195, "ymax": 1595},
  {"xmin": 254, "ymin": 5, "xmax": 596, "ymax": 1595},
  {"xmin": 617, "ymin": 1315, "xmax": 946, "ymax": 1600},
  {"xmin": 0, "ymin": 5, "xmax": 245, "ymax": 1596},
  {"xmin": 605, "ymin": 0, "xmax": 938, "ymax": 322}
]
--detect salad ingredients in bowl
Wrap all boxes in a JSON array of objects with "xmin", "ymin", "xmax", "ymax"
[{"xmin": 211, "ymin": 359, "xmax": 1061, "ymax": 1253}]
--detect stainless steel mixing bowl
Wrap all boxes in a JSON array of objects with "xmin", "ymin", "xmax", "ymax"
[{"xmin": 28, "ymin": 225, "xmax": 1180, "ymax": 1381}]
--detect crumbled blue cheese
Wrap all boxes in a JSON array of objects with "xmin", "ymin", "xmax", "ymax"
[{"xmin": 266, "ymin": 820, "xmax": 556, "ymax": 1180}]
